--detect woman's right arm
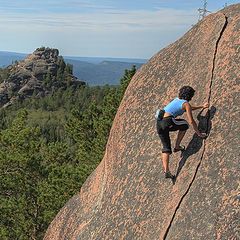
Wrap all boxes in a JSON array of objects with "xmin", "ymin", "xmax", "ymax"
[{"xmin": 184, "ymin": 102, "xmax": 207, "ymax": 138}]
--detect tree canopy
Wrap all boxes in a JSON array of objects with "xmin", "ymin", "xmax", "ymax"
[{"xmin": 0, "ymin": 65, "xmax": 136, "ymax": 239}]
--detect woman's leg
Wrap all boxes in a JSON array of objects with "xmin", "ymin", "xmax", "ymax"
[
  {"xmin": 175, "ymin": 130, "xmax": 187, "ymax": 149},
  {"xmin": 157, "ymin": 119, "xmax": 174, "ymax": 178},
  {"xmin": 158, "ymin": 129, "xmax": 172, "ymax": 172},
  {"xmin": 162, "ymin": 152, "xmax": 170, "ymax": 172},
  {"xmin": 170, "ymin": 118, "xmax": 189, "ymax": 149},
  {"xmin": 162, "ymin": 152, "xmax": 174, "ymax": 179}
]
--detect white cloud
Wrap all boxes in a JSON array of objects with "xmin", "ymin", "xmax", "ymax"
[
  {"xmin": 0, "ymin": 8, "xmax": 197, "ymax": 31},
  {"xmin": 0, "ymin": 0, "xmax": 116, "ymax": 12},
  {"xmin": 0, "ymin": 6, "xmax": 198, "ymax": 58}
]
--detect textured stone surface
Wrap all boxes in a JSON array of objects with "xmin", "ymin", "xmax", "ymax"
[{"xmin": 44, "ymin": 5, "xmax": 239, "ymax": 240}]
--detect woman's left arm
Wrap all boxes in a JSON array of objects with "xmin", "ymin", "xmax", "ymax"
[{"xmin": 191, "ymin": 103, "xmax": 209, "ymax": 111}]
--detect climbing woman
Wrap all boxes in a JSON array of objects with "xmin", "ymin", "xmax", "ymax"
[{"xmin": 156, "ymin": 86, "xmax": 209, "ymax": 179}]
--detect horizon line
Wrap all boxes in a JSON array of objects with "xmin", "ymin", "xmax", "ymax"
[{"xmin": 0, "ymin": 50, "xmax": 149, "ymax": 60}]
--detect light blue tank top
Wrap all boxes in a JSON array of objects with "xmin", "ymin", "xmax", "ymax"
[{"xmin": 164, "ymin": 98, "xmax": 187, "ymax": 117}]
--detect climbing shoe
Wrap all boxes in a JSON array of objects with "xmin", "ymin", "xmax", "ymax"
[
  {"xmin": 165, "ymin": 171, "xmax": 175, "ymax": 179},
  {"xmin": 173, "ymin": 145, "xmax": 185, "ymax": 153}
]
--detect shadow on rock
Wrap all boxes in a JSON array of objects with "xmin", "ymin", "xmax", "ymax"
[{"xmin": 174, "ymin": 106, "xmax": 216, "ymax": 183}]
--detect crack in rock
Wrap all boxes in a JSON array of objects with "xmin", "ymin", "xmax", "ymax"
[{"xmin": 163, "ymin": 14, "xmax": 228, "ymax": 240}]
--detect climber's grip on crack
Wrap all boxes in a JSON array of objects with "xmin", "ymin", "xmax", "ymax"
[{"xmin": 185, "ymin": 102, "xmax": 209, "ymax": 139}]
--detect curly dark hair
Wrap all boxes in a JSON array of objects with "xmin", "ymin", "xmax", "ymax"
[{"xmin": 179, "ymin": 86, "xmax": 195, "ymax": 101}]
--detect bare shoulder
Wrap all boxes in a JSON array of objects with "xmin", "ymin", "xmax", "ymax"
[{"xmin": 183, "ymin": 102, "xmax": 191, "ymax": 110}]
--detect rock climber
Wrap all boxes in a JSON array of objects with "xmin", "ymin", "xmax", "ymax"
[{"xmin": 156, "ymin": 86, "xmax": 209, "ymax": 179}]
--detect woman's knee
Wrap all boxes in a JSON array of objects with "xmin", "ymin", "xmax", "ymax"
[{"xmin": 162, "ymin": 148, "xmax": 172, "ymax": 155}]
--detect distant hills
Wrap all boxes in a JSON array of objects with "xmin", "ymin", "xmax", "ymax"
[
  {"xmin": 0, "ymin": 51, "xmax": 28, "ymax": 66},
  {"xmin": 0, "ymin": 51, "xmax": 147, "ymax": 85}
]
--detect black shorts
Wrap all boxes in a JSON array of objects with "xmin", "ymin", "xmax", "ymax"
[{"xmin": 156, "ymin": 116, "xmax": 189, "ymax": 154}]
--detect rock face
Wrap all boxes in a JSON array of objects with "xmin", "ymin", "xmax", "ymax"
[
  {"xmin": 0, "ymin": 47, "xmax": 85, "ymax": 107},
  {"xmin": 44, "ymin": 5, "xmax": 239, "ymax": 240}
]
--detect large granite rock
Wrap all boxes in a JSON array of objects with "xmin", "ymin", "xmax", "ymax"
[
  {"xmin": 44, "ymin": 5, "xmax": 239, "ymax": 240},
  {"xmin": 0, "ymin": 47, "xmax": 85, "ymax": 107}
]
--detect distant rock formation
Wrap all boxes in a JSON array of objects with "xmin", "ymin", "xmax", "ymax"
[
  {"xmin": 44, "ymin": 4, "xmax": 239, "ymax": 240},
  {"xmin": 0, "ymin": 47, "xmax": 85, "ymax": 108}
]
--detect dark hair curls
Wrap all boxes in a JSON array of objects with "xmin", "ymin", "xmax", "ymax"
[{"xmin": 179, "ymin": 86, "xmax": 195, "ymax": 101}]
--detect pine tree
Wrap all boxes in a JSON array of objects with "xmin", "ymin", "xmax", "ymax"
[
  {"xmin": 118, "ymin": 65, "xmax": 136, "ymax": 98},
  {"xmin": 0, "ymin": 109, "xmax": 44, "ymax": 239}
]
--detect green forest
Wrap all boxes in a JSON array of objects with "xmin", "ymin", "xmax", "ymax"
[{"xmin": 0, "ymin": 65, "xmax": 136, "ymax": 240}]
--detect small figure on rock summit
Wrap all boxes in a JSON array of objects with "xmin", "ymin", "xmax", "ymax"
[{"xmin": 156, "ymin": 86, "xmax": 209, "ymax": 180}]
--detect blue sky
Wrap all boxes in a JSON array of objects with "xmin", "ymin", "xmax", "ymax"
[{"xmin": 0, "ymin": 0, "xmax": 239, "ymax": 58}]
